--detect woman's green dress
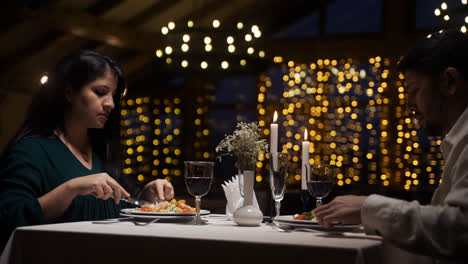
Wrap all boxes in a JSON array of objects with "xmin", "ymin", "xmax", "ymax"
[{"xmin": 0, "ymin": 137, "xmax": 133, "ymax": 251}]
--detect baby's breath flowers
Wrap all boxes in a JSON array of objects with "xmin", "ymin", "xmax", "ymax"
[{"xmin": 215, "ymin": 122, "xmax": 268, "ymax": 170}]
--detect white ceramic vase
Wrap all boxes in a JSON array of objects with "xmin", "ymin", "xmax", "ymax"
[{"xmin": 233, "ymin": 170, "xmax": 263, "ymax": 226}]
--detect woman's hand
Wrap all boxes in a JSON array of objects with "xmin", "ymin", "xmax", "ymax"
[
  {"xmin": 313, "ymin": 195, "xmax": 368, "ymax": 228},
  {"xmin": 66, "ymin": 173, "xmax": 130, "ymax": 204},
  {"xmin": 139, "ymin": 179, "xmax": 174, "ymax": 203}
]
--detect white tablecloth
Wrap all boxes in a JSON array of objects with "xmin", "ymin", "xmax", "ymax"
[{"xmin": 0, "ymin": 215, "xmax": 423, "ymax": 264}]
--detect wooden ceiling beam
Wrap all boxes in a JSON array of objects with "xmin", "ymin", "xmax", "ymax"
[
  {"xmin": 0, "ymin": 35, "xmax": 89, "ymax": 93},
  {"xmin": 261, "ymin": 32, "xmax": 426, "ymax": 62},
  {"xmin": 20, "ymin": 8, "xmax": 162, "ymax": 52}
]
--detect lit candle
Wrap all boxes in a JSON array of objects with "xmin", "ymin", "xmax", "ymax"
[
  {"xmin": 270, "ymin": 111, "xmax": 278, "ymax": 153},
  {"xmin": 301, "ymin": 129, "xmax": 310, "ymax": 190}
]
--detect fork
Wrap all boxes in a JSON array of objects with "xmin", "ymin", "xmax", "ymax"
[
  {"xmin": 92, "ymin": 218, "xmax": 160, "ymax": 225},
  {"xmin": 132, "ymin": 218, "xmax": 160, "ymax": 226},
  {"xmin": 269, "ymin": 222, "xmax": 320, "ymax": 233},
  {"xmin": 110, "ymin": 194, "xmax": 158, "ymax": 207}
]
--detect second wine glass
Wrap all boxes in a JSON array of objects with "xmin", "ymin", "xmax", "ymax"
[
  {"xmin": 269, "ymin": 152, "xmax": 288, "ymax": 219},
  {"xmin": 184, "ymin": 161, "xmax": 214, "ymax": 225},
  {"xmin": 305, "ymin": 163, "xmax": 334, "ymax": 208}
]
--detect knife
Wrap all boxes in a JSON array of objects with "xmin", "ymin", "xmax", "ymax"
[{"xmin": 110, "ymin": 195, "xmax": 158, "ymax": 207}]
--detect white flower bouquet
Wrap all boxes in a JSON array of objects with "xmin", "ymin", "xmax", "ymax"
[{"xmin": 215, "ymin": 122, "xmax": 268, "ymax": 170}]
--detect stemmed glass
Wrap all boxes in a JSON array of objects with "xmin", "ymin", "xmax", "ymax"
[
  {"xmin": 184, "ymin": 161, "xmax": 214, "ymax": 225},
  {"xmin": 305, "ymin": 164, "xmax": 334, "ymax": 208},
  {"xmin": 269, "ymin": 152, "xmax": 288, "ymax": 219}
]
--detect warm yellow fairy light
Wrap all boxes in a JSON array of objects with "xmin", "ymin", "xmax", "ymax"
[
  {"xmin": 168, "ymin": 22, "xmax": 175, "ymax": 30},
  {"xmin": 165, "ymin": 46, "xmax": 173, "ymax": 54},
  {"xmin": 240, "ymin": 59, "xmax": 247, "ymax": 66},
  {"xmin": 201, "ymin": 61, "xmax": 208, "ymax": 69},
  {"xmin": 221, "ymin": 61, "xmax": 229, "ymax": 69},
  {"xmin": 155, "ymin": 49, "xmax": 163, "ymax": 57},
  {"xmin": 181, "ymin": 60, "xmax": 189, "ymax": 68},
  {"xmin": 212, "ymin": 19, "xmax": 220, "ymax": 28},
  {"xmin": 40, "ymin": 75, "xmax": 48, "ymax": 85},
  {"xmin": 444, "ymin": 15, "xmax": 450, "ymax": 21},
  {"xmin": 434, "ymin": 8, "xmax": 441, "ymax": 16},
  {"xmin": 227, "ymin": 36, "xmax": 234, "ymax": 44},
  {"xmin": 205, "ymin": 44, "xmax": 212, "ymax": 52},
  {"xmin": 183, "ymin": 34, "xmax": 190, "ymax": 42},
  {"xmin": 161, "ymin": 27, "xmax": 169, "ymax": 35},
  {"xmin": 251, "ymin": 25, "xmax": 259, "ymax": 33},
  {"xmin": 187, "ymin": 20, "xmax": 194, "ymax": 27},
  {"xmin": 237, "ymin": 22, "xmax": 244, "ymax": 29},
  {"xmin": 441, "ymin": 2, "xmax": 447, "ymax": 10},
  {"xmin": 204, "ymin": 36, "xmax": 212, "ymax": 44},
  {"xmin": 254, "ymin": 30, "xmax": 261, "ymax": 38},
  {"xmin": 181, "ymin": 43, "xmax": 189, "ymax": 52},
  {"xmin": 247, "ymin": 47, "xmax": 254, "ymax": 54},
  {"xmin": 228, "ymin": 45, "xmax": 235, "ymax": 53}
]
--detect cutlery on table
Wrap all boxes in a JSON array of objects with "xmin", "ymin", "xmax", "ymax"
[
  {"xmin": 110, "ymin": 194, "xmax": 159, "ymax": 207},
  {"xmin": 269, "ymin": 222, "xmax": 321, "ymax": 233},
  {"xmin": 92, "ymin": 218, "xmax": 160, "ymax": 226}
]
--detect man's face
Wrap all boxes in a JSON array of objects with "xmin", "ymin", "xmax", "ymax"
[{"xmin": 405, "ymin": 70, "xmax": 446, "ymax": 136}]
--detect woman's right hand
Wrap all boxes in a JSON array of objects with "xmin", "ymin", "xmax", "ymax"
[{"xmin": 66, "ymin": 173, "xmax": 130, "ymax": 204}]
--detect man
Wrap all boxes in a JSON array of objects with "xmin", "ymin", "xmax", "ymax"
[{"xmin": 314, "ymin": 29, "xmax": 468, "ymax": 262}]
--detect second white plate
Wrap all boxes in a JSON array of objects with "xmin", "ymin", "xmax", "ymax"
[{"xmin": 274, "ymin": 215, "xmax": 361, "ymax": 232}]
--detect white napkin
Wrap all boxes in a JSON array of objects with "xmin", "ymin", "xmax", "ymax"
[{"xmin": 221, "ymin": 175, "xmax": 260, "ymax": 220}]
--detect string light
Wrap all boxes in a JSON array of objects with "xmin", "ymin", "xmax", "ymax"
[{"xmin": 120, "ymin": 96, "xmax": 183, "ymax": 183}]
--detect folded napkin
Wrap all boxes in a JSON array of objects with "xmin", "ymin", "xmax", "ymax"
[{"xmin": 222, "ymin": 175, "xmax": 260, "ymax": 220}]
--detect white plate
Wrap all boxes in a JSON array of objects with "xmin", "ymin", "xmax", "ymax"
[
  {"xmin": 274, "ymin": 215, "xmax": 361, "ymax": 232},
  {"xmin": 274, "ymin": 215, "xmax": 318, "ymax": 224},
  {"xmin": 120, "ymin": 208, "xmax": 210, "ymax": 218}
]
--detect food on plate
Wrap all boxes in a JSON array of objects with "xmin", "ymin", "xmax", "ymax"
[
  {"xmin": 135, "ymin": 199, "xmax": 196, "ymax": 213},
  {"xmin": 292, "ymin": 210, "xmax": 315, "ymax": 220}
]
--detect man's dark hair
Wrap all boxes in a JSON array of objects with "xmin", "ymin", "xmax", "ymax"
[{"xmin": 397, "ymin": 29, "xmax": 468, "ymax": 81}]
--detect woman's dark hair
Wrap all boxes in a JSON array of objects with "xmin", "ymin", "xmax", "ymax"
[
  {"xmin": 397, "ymin": 29, "xmax": 468, "ymax": 81},
  {"xmin": 3, "ymin": 50, "xmax": 127, "ymax": 182}
]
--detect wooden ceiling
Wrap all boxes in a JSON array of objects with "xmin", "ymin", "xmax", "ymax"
[{"xmin": 0, "ymin": 0, "xmax": 424, "ymax": 95}]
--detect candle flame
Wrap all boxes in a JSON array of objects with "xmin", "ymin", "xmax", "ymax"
[
  {"xmin": 304, "ymin": 129, "xmax": 308, "ymax": 141},
  {"xmin": 273, "ymin": 111, "xmax": 278, "ymax": 122}
]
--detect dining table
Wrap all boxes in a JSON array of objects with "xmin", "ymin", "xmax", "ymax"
[{"xmin": 0, "ymin": 214, "xmax": 428, "ymax": 264}]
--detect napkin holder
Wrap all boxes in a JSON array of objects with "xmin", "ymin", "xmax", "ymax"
[{"xmin": 222, "ymin": 175, "xmax": 260, "ymax": 220}]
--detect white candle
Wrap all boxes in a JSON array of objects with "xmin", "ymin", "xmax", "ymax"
[
  {"xmin": 270, "ymin": 111, "xmax": 278, "ymax": 153},
  {"xmin": 301, "ymin": 129, "xmax": 309, "ymax": 190}
]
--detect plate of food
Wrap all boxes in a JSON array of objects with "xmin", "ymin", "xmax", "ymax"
[
  {"xmin": 120, "ymin": 199, "xmax": 210, "ymax": 219},
  {"xmin": 274, "ymin": 211, "xmax": 361, "ymax": 232}
]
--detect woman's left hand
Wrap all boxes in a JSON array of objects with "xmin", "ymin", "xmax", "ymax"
[{"xmin": 139, "ymin": 179, "xmax": 174, "ymax": 203}]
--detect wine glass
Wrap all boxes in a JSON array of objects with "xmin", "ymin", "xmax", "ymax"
[
  {"xmin": 305, "ymin": 163, "xmax": 334, "ymax": 208},
  {"xmin": 269, "ymin": 152, "xmax": 288, "ymax": 219},
  {"xmin": 184, "ymin": 161, "xmax": 214, "ymax": 225}
]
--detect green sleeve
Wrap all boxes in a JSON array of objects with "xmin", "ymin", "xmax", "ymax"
[{"xmin": 0, "ymin": 141, "xmax": 46, "ymax": 250}]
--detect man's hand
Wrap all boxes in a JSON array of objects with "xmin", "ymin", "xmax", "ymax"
[{"xmin": 313, "ymin": 195, "xmax": 368, "ymax": 228}]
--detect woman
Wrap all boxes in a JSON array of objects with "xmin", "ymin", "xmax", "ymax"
[{"xmin": 0, "ymin": 50, "xmax": 174, "ymax": 251}]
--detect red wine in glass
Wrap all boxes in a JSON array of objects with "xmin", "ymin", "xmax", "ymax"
[
  {"xmin": 184, "ymin": 161, "xmax": 214, "ymax": 225},
  {"xmin": 306, "ymin": 180, "xmax": 333, "ymax": 199},
  {"xmin": 185, "ymin": 176, "xmax": 212, "ymax": 197},
  {"xmin": 305, "ymin": 164, "xmax": 334, "ymax": 207}
]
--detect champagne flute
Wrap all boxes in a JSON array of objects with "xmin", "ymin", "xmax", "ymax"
[
  {"xmin": 184, "ymin": 161, "xmax": 214, "ymax": 225},
  {"xmin": 269, "ymin": 152, "xmax": 288, "ymax": 219},
  {"xmin": 305, "ymin": 164, "xmax": 334, "ymax": 208}
]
